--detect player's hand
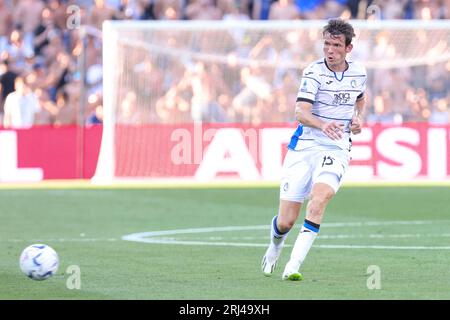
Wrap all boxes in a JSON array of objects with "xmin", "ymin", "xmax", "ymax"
[
  {"xmin": 321, "ymin": 121, "xmax": 344, "ymax": 140},
  {"xmin": 350, "ymin": 115, "xmax": 362, "ymax": 135}
]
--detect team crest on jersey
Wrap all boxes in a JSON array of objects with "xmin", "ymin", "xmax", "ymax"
[{"xmin": 300, "ymin": 80, "xmax": 308, "ymax": 92}]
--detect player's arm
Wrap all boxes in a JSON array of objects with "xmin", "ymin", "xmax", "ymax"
[
  {"xmin": 295, "ymin": 100, "xmax": 344, "ymax": 140},
  {"xmin": 350, "ymin": 94, "xmax": 366, "ymax": 135}
]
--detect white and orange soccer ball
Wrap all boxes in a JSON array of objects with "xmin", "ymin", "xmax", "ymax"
[{"xmin": 19, "ymin": 244, "xmax": 59, "ymax": 281}]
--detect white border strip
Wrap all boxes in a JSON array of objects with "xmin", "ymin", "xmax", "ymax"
[{"xmin": 1, "ymin": 179, "xmax": 450, "ymax": 189}]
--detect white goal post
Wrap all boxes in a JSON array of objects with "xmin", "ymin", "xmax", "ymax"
[{"xmin": 93, "ymin": 20, "xmax": 450, "ymax": 183}]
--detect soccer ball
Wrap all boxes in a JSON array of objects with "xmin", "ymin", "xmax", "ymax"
[{"xmin": 19, "ymin": 244, "xmax": 59, "ymax": 281}]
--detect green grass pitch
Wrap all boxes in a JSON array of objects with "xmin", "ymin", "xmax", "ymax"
[{"xmin": 1, "ymin": 184, "xmax": 449, "ymax": 299}]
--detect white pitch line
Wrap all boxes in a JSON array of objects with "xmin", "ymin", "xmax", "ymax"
[
  {"xmin": 323, "ymin": 220, "xmax": 435, "ymax": 227},
  {"xmin": 7, "ymin": 232, "xmax": 450, "ymax": 243},
  {"xmin": 1, "ymin": 238, "xmax": 118, "ymax": 243},
  {"xmin": 121, "ymin": 220, "xmax": 434, "ymax": 241},
  {"xmin": 121, "ymin": 220, "xmax": 450, "ymax": 250},
  {"xmin": 3, "ymin": 221, "xmax": 435, "ymax": 244},
  {"xmin": 197, "ymin": 233, "xmax": 450, "ymax": 240},
  {"xmin": 315, "ymin": 245, "xmax": 450, "ymax": 250},
  {"xmin": 4, "ymin": 221, "xmax": 448, "ymax": 249},
  {"xmin": 120, "ymin": 238, "xmax": 450, "ymax": 250}
]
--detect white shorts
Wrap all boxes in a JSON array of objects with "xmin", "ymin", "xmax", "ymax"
[{"xmin": 279, "ymin": 147, "xmax": 350, "ymax": 203}]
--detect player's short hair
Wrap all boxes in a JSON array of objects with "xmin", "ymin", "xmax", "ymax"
[{"xmin": 323, "ymin": 19, "xmax": 356, "ymax": 47}]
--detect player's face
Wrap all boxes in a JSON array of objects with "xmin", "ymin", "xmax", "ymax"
[{"xmin": 323, "ymin": 33, "xmax": 353, "ymax": 70}]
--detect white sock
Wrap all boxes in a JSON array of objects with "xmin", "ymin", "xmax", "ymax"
[
  {"xmin": 287, "ymin": 219, "xmax": 320, "ymax": 271},
  {"xmin": 270, "ymin": 215, "xmax": 289, "ymax": 247}
]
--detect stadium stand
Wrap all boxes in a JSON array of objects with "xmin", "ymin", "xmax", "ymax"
[{"xmin": 0, "ymin": 0, "xmax": 448, "ymax": 128}]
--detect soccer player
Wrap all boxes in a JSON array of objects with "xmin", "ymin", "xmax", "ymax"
[{"xmin": 261, "ymin": 18, "xmax": 367, "ymax": 281}]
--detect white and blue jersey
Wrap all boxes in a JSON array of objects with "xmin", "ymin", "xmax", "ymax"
[{"xmin": 288, "ymin": 58, "xmax": 367, "ymax": 151}]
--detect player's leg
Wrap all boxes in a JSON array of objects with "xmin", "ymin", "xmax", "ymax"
[
  {"xmin": 261, "ymin": 200, "xmax": 302, "ymax": 276},
  {"xmin": 262, "ymin": 149, "xmax": 312, "ymax": 276},
  {"xmin": 282, "ymin": 149, "xmax": 349, "ymax": 281},
  {"xmin": 282, "ymin": 181, "xmax": 336, "ymax": 280}
]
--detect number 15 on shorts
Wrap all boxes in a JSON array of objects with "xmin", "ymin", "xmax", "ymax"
[{"xmin": 321, "ymin": 156, "xmax": 335, "ymax": 167}]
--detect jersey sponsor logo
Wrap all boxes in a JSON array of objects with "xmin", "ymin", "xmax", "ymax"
[
  {"xmin": 332, "ymin": 92, "xmax": 350, "ymax": 105},
  {"xmin": 283, "ymin": 182, "xmax": 289, "ymax": 192},
  {"xmin": 351, "ymin": 79, "xmax": 357, "ymax": 88},
  {"xmin": 326, "ymin": 80, "xmax": 333, "ymax": 85}
]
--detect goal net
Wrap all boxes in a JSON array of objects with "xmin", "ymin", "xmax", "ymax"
[{"xmin": 93, "ymin": 20, "xmax": 450, "ymax": 183}]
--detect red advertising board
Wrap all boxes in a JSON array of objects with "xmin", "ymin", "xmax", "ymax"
[
  {"xmin": 0, "ymin": 125, "xmax": 102, "ymax": 181},
  {"xmin": 0, "ymin": 123, "xmax": 449, "ymax": 181},
  {"xmin": 114, "ymin": 123, "xmax": 450, "ymax": 181}
]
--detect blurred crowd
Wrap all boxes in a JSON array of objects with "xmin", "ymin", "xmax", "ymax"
[{"xmin": 0, "ymin": 0, "xmax": 449, "ymax": 129}]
